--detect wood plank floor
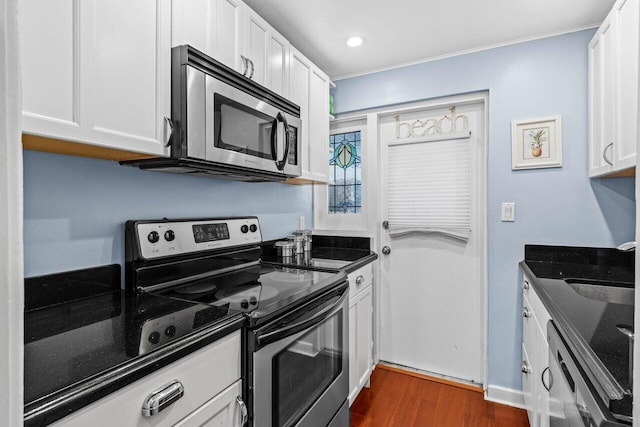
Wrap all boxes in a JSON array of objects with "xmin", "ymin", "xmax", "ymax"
[{"xmin": 350, "ymin": 366, "xmax": 530, "ymax": 427}]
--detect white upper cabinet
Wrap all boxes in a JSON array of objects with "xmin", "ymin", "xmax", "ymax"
[
  {"xmin": 21, "ymin": 0, "xmax": 172, "ymax": 157},
  {"xmin": 243, "ymin": 7, "xmax": 289, "ymax": 97},
  {"xmin": 308, "ymin": 67, "xmax": 331, "ymax": 182},
  {"xmin": 173, "ymin": 0, "xmax": 289, "ymax": 96},
  {"xmin": 289, "ymin": 46, "xmax": 330, "ymax": 183},
  {"xmin": 172, "ymin": 0, "xmax": 244, "ymax": 74},
  {"xmin": 588, "ymin": 0, "xmax": 639, "ymax": 177}
]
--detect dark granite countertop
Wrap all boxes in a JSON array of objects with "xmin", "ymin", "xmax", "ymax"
[
  {"xmin": 520, "ymin": 244, "xmax": 634, "ymax": 418},
  {"xmin": 24, "ymin": 265, "xmax": 244, "ymax": 427},
  {"xmin": 262, "ymin": 234, "xmax": 378, "ymax": 273}
]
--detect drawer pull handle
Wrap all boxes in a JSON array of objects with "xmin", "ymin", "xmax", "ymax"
[
  {"xmin": 141, "ymin": 380, "xmax": 184, "ymax": 417},
  {"xmin": 522, "ymin": 307, "xmax": 531, "ymax": 318},
  {"xmin": 236, "ymin": 396, "xmax": 248, "ymax": 425},
  {"xmin": 522, "ymin": 280, "xmax": 530, "ymax": 290},
  {"xmin": 355, "ymin": 275, "xmax": 365, "ymax": 285}
]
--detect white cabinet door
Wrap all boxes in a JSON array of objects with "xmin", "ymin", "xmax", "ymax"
[
  {"xmin": 288, "ymin": 47, "xmax": 330, "ymax": 183},
  {"xmin": 347, "ymin": 263, "xmax": 375, "ymax": 405},
  {"xmin": 588, "ymin": 0, "xmax": 638, "ymax": 177},
  {"xmin": 243, "ymin": 5, "xmax": 289, "ymax": 97},
  {"xmin": 348, "ymin": 279, "xmax": 373, "ymax": 405},
  {"xmin": 174, "ymin": 380, "xmax": 245, "ymax": 427},
  {"xmin": 613, "ymin": 0, "xmax": 639, "ymax": 170},
  {"xmin": 589, "ymin": 17, "xmax": 616, "ymax": 177},
  {"xmin": 289, "ymin": 48, "xmax": 311, "ymax": 176},
  {"xmin": 172, "ymin": 0, "xmax": 244, "ymax": 74},
  {"xmin": 21, "ymin": 0, "xmax": 171, "ymax": 157},
  {"xmin": 21, "ymin": 0, "xmax": 76, "ymax": 130},
  {"xmin": 521, "ymin": 344, "xmax": 536, "ymax": 426},
  {"xmin": 521, "ymin": 295, "xmax": 538, "ymax": 427},
  {"xmin": 522, "ymin": 276, "xmax": 551, "ymax": 427},
  {"xmin": 307, "ymin": 68, "xmax": 330, "ymax": 182}
]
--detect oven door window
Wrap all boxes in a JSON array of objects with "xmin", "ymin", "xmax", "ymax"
[
  {"xmin": 272, "ymin": 312, "xmax": 343, "ymax": 427},
  {"xmin": 214, "ymin": 94, "xmax": 276, "ymax": 160}
]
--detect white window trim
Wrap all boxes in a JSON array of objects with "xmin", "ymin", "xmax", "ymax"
[{"xmin": 314, "ymin": 119, "xmax": 368, "ymax": 231}]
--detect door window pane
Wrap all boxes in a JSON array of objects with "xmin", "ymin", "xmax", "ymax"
[{"xmin": 329, "ymin": 131, "xmax": 362, "ymax": 213}]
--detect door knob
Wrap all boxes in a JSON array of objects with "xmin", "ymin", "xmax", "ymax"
[{"xmin": 382, "ymin": 246, "xmax": 391, "ymax": 255}]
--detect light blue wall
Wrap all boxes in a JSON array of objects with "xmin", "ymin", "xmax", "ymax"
[
  {"xmin": 23, "ymin": 150, "xmax": 313, "ymax": 277},
  {"xmin": 334, "ymin": 29, "xmax": 636, "ymax": 390}
]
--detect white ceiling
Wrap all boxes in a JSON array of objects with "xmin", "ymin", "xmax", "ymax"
[{"xmin": 243, "ymin": 0, "xmax": 616, "ymax": 80}]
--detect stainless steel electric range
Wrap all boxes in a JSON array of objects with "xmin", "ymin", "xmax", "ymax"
[{"xmin": 125, "ymin": 217, "xmax": 350, "ymax": 427}]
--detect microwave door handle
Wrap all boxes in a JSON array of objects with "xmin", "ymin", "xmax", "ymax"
[
  {"xmin": 274, "ymin": 112, "xmax": 290, "ymax": 171},
  {"xmin": 281, "ymin": 113, "xmax": 290, "ymax": 170},
  {"xmin": 269, "ymin": 117, "xmax": 279, "ymax": 166}
]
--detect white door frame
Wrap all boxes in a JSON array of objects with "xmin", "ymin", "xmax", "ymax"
[
  {"xmin": 0, "ymin": 0, "xmax": 24, "ymax": 423},
  {"xmin": 335, "ymin": 91, "xmax": 489, "ymax": 389}
]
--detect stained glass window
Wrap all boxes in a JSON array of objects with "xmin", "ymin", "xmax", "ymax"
[{"xmin": 329, "ymin": 131, "xmax": 362, "ymax": 213}]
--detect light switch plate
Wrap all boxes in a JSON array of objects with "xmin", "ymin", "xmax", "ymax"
[{"xmin": 501, "ymin": 202, "xmax": 515, "ymax": 222}]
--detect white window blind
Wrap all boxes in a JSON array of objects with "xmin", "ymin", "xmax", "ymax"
[{"xmin": 387, "ymin": 134, "xmax": 471, "ymax": 240}]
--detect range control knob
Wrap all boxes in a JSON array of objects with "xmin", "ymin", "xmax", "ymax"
[
  {"xmin": 249, "ymin": 296, "xmax": 258, "ymax": 306},
  {"xmin": 164, "ymin": 230, "xmax": 175, "ymax": 242},
  {"xmin": 148, "ymin": 331, "xmax": 160, "ymax": 344},
  {"xmin": 249, "ymin": 224, "xmax": 258, "ymax": 233},
  {"xmin": 165, "ymin": 325, "xmax": 176, "ymax": 337},
  {"xmin": 241, "ymin": 299, "xmax": 249, "ymax": 309},
  {"xmin": 241, "ymin": 225, "xmax": 249, "ymax": 234},
  {"xmin": 147, "ymin": 231, "xmax": 160, "ymax": 244}
]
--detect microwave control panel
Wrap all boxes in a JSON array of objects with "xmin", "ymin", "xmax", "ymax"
[{"xmin": 136, "ymin": 217, "xmax": 261, "ymax": 260}]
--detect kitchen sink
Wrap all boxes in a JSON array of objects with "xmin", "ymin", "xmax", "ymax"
[{"xmin": 564, "ymin": 279, "xmax": 634, "ymax": 305}]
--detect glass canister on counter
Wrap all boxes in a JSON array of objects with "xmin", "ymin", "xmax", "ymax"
[
  {"xmin": 274, "ymin": 241, "xmax": 295, "ymax": 263},
  {"xmin": 294, "ymin": 229, "xmax": 313, "ymax": 255}
]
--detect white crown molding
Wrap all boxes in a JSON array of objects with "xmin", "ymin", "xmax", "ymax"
[{"xmin": 331, "ymin": 24, "xmax": 599, "ymax": 81}]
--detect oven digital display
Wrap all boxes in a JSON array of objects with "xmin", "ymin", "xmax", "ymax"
[{"xmin": 192, "ymin": 223, "xmax": 230, "ymax": 243}]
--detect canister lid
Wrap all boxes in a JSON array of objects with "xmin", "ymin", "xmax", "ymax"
[{"xmin": 274, "ymin": 241, "xmax": 295, "ymax": 248}]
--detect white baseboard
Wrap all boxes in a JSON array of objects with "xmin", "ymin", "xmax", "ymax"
[{"xmin": 484, "ymin": 385, "xmax": 526, "ymax": 409}]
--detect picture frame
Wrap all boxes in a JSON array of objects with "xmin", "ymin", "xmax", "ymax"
[{"xmin": 511, "ymin": 115, "xmax": 562, "ymax": 170}]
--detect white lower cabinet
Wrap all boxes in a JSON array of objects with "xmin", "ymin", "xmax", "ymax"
[
  {"xmin": 52, "ymin": 331, "xmax": 243, "ymax": 427},
  {"xmin": 174, "ymin": 380, "xmax": 244, "ymax": 427},
  {"xmin": 348, "ymin": 263, "xmax": 374, "ymax": 405},
  {"xmin": 521, "ymin": 275, "xmax": 551, "ymax": 427}
]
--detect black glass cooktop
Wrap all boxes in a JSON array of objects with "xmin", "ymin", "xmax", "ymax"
[{"xmin": 155, "ymin": 264, "xmax": 347, "ymax": 327}]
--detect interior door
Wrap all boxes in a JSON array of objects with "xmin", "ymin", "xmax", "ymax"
[{"xmin": 378, "ymin": 99, "xmax": 486, "ymax": 384}]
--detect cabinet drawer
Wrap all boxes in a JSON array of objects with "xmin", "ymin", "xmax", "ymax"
[
  {"xmin": 521, "ymin": 344, "xmax": 536, "ymax": 426},
  {"xmin": 348, "ymin": 263, "xmax": 373, "ymax": 298},
  {"xmin": 174, "ymin": 379, "xmax": 244, "ymax": 427},
  {"xmin": 522, "ymin": 275, "xmax": 551, "ymax": 332},
  {"xmin": 52, "ymin": 331, "xmax": 241, "ymax": 427}
]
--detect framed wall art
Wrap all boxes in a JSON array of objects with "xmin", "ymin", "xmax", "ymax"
[{"xmin": 511, "ymin": 115, "xmax": 562, "ymax": 170}]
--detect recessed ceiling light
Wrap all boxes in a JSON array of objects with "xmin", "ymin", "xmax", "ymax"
[{"xmin": 346, "ymin": 36, "xmax": 364, "ymax": 48}]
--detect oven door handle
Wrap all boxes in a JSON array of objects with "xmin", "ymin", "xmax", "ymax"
[{"xmin": 256, "ymin": 290, "xmax": 347, "ymax": 347}]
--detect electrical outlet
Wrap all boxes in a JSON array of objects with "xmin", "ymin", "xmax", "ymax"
[{"xmin": 501, "ymin": 202, "xmax": 515, "ymax": 222}]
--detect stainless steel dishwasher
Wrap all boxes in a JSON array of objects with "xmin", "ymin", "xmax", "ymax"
[{"xmin": 548, "ymin": 321, "xmax": 629, "ymax": 426}]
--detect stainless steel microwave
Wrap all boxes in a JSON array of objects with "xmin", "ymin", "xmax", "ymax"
[{"xmin": 122, "ymin": 45, "xmax": 302, "ymax": 182}]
